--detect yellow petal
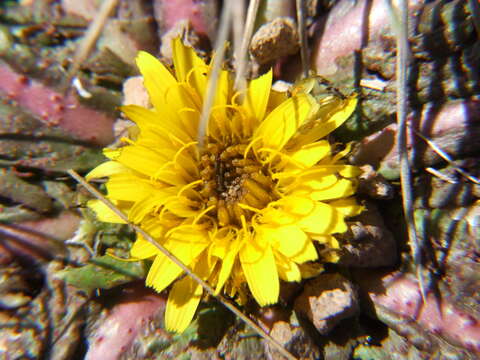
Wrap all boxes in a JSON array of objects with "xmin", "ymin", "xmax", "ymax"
[
  {"xmin": 339, "ymin": 165, "xmax": 363, "ymax": 178},
  {"xmin": 163, "ymin": 196, "xmax": 200, "ymax": 218},
  {"xmin": 121, "ymin": 105, "xmax": 192, "ymax": 144},
  {"xmin": 88, "ymin": 199, "xmax": 129, "ymax": 223},
  {"xmin": 260, "ymin": 225, "xmax": 311, "ymax": 260},
  {"xmin": 164, "ymin": 82, "xmax": 200, "ymax": 113},
  {"xmin": 277, "ymin": 196, "xmax": 315, "ymax": 216},
  {"xmin": 141, "ymin": 216, "xmax": 168, "ymax": 237},
  {"xmin": 130, "ymin": 238, "xmax": 158, "ymax": 259},
  {"xmin": 146, "ymin": 240, "xmax": 208, "ymax": 293},
  {"xmin": 136, "ymin": 51, "xmax": 177, "ymax": 110},
  {"xmin": 172, "ymin": 147, "xmax": 199, "ymax": 179},
  {"xmin": 215, "ymin": 237, "xmax": 241, "ymax": 294},
  {"xmin": 323, "ymin": 250, "xmax": 340, "ymax": 263},
  {"xmin": 258, "ymin": 223, "xmax": 319, "ymax": 263},
  {"xmin": 328, "ymin": 198, "xmax": 364, "ymax": 217},
  {"xmin": 207, "ymin": 71, "xmax": 231, "ymax": 137},
  {"xmin": 310, "ymin": 179, "xmax": 356, "ymax": 201},
  {"xmin": 164, "ymin": 254, "xmax": 212, "ymax": 332},
  {"xmin": 171, "ymin": 39, "xmax": 207, "ymax": 109},
  {"xmin": 287, "ymin": 175, "xmax": 339, "ymax": 197},
  {"xmin": 172, "ymin": 37, "xmax": 207, "ymax": 85},
  {"xmin": 254, "ymin": 93, "xmax": 313, "ymax": 151},
  {"xmin": 153, "ymin": 168, "xmax": 188, "ymax": 186},
  {"xmin": 167, "ymin": 225, "xmax": 211, "ymax": 244},
  {"xmin": 298, "ymin": 202, "xmax": 347, "ymax": 235},
  {"xmin": 300, "ymin": 175, "xmax": 338, "ymax": 190},
  {"xmin": 177, "ymin": 107, "xmax": 200, "ymax": 140},
  {"xmin": 106, "ymin": 173, "xmax": 154, "ymax": 201},
  {"xmin": 128, "ymin": 189, "xmax": 174, "ymax": 223},
  {"xmin": 267, "ymin": 89, "xmax": 288, "ymax": 111},
  {"xmin": 243, "ymin": 69, "xmax": 272, "ymax": 122},
  {"xmin": 103, "ymin": 148, "xmax": 121, "ymax": 160},
  {"xmin": 291, "ymin": 240, "xmax": 318, "ymax": 263},
  {"xmin": 292, "ymin": 96, "xmax": 357, "ymax": 147},
  {"xmin": 287, "ymin": 141, "xmax": 331, "ymax": 169},
  {"xmin": 165, "ymin": 276, "xmax": 202, "ymax": 333},
  {"xmin": 261, "ymin": 207, "xmax": 297, "ymax": 226},
  {"xmin": 86, "ymin": 161, "xmax": 126, "ymax": 180},
  {"xmin": 311, "ymin": 234, "xmax": 339, "ymax": 248},
  {"xmin": 331, "ymin": 142, "xmax": 353, "ymax": 163},
  {"xmin": 240, "ymin": 240, "xmax": 279, "ymax": 306},
  {"xmin": 276, "ymin": 258, "xmax": 301, "ymax": 282},
  {"xmin": 115, "ymin": 145, "xmax": 168, "ymax": 176},
  {"xmin": 274, "ymin": 165, "xmax": 361, "ymax": 184}
]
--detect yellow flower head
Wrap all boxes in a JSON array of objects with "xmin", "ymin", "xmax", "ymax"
[{"xmin": 87, "ymin": 39, "xmax": 362, "ymax": 333}]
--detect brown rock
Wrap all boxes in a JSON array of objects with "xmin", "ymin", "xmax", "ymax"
[
  {"xmin": 122, "ymin": 76, "xmax": 150, "ymax": 108},
  {"xmin": 250, "ymin": 17, "xmax": 299, "ymax": 65},
  {"xmin": 267, "ymin": 319, "xmax": 322, "ymax": 360},
  {"xmin": 294, "ymin": 274, "xmax": 359, "ymax": 335},
  {"xmin": 357, "ymin": 165, "xmax": 394, "ymax": 200},
  {"xmin": 337, "ymin": 201, "xmax": 397, "ymax": 268}
]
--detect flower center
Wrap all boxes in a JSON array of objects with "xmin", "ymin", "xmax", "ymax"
[{"xmin": 199, "ymin": 139, "xmax": 276, "ymax": 226}]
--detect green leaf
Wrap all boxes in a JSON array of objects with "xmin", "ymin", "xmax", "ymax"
[{"xmin": 58, "ymin": 255, "xmax": 146, "ymax": 292}]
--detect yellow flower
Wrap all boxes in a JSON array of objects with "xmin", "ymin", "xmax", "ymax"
[{"xmin": 87, "ymin": 38, "xmax": 362, "ymax": 333}]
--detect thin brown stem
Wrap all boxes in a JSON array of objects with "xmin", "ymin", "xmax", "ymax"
[
  {"xmin": 411, "ymin": 126, "xmax": 480, "ymax": 184},
  {"xmin": 296, "ymin": 0, "xmax": 309, "ymax": 78},
  {"xmin": 67, "ymin": 169, "xmax": 297, "ymax": 360},
  {"xmin": 234, "ymin": 0, "xmax": 261, "ymax": 91},
  {"xmin": 388, "ymin": 0, "xmax": 427, "ymax": 302},
  {"xmin": 468, "ymin": 0, "xmax": 480, "ymax": 36},
  {"xmin": 64, "ymin": 0, "xmax": 118, "ymax": 91},
  {"xmin": 197, "ymin": 1, "xmax": 233, "ymax": 148}
]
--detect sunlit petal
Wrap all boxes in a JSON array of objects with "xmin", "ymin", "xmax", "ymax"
[
  {"xmin": 88, "ymin": 199, "xmax": 128, "ymax": 223},
  {"xmin": 243, "ymin": 69, "xmax": 272, "ymax": 122},
  {"xmin": 86, "ymin": 161, "xmax": 127, "ymax": 180},
  {"xmin": 87, "ymin": 38, "xmax": 363, "ymax": 333},
  {"xmin": 146, "ymin": 240, "xmax": 208, "ymax": 293},
  {"xmin": 298, "ymin": 202, "xmax": 348, "ymax": 235},
  {"xmin": 130, "ymin": 238, "xmax": 158, "ymax": 259},
  {"xmin": 136, "ymin": 51, "xmax": 177, "ymax": 110},
  {"xmin": 254, "ymin": 93, "xmax": 313, "ymax": 151},
  {"xmin": 165, "ymin": 277, "xmax": 202, "ymax": 333},
  {"xmin": 240, "ymin": 240, "xmax": 279, "ymax": 306},
  {"xmin": 329, "ymin": 197, "xmax": 364, "ymax": 217}
]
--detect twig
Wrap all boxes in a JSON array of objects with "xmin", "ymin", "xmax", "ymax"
[
  {"xmin": 411, "ymin": 127, "xmax": 480, "ymax": 184},
  {"xmin": 468, "ymin": 0, "xmax": 480, "ymax": 37},
  {"xmin": 197, "ymin": 1, "xmax": 234, "ymax": 148},
  {"xmin": 387, "ymin": 0, "xmax": 428, "ymax": 302},
  {"xmin": 234, "ymin": 0, "xmax": 261, "ymax": 92},
  {"xmin": 232, "ymin": 0, "xmax": 246, "ymax": 88},
  {"xmin": 63, "ymin": 0, "xmax": 119, "ymax": 91},
  {"xmin": 296, "ymin": 0, "xmax": 310, "ymax": 78},
  {"xmin": 67, "ymin": 169, "xmax": 297, "ymax": 360},
  {"xmin": 425, "ymin": 167, "xmax": 457, "ymax": 184}
]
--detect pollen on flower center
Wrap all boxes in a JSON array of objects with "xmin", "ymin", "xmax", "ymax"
[{"xmin": 199, "ymin": 138, "xmax": 276, "ymax": 226}]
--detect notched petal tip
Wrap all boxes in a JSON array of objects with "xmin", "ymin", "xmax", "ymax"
[
  {"xmin": 87, "ymin": 199, "xmax": 127, "ymax": 224},
  {"xmin": 85, "ymin": 161, "xmax": 125, "ymax": 180},
  {"xmin": 165, "ymin": 277, "xmax": 203, "ymax": 333},
  {"xmin": 240, "ymin": 244, "xmax": 279, "ymax": 306}
]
